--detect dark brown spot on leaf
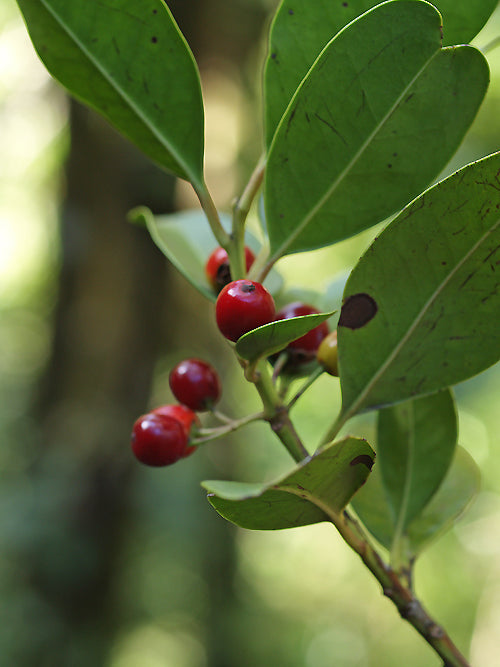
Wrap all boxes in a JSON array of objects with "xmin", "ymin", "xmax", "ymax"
[
  {"xmin": 339, "ymin": 293, "xmax": 378, "ymax": 329},
  {"xmin": 350, "ymin": 455, "xmax": 374, "ymax": 470},
  {"xmin": 151, "ymin": 36, "xmax": 158, "ymax": 43}
]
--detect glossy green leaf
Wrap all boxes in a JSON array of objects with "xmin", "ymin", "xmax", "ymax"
[
  {"xmin": 130, "ymin": 207, "xmax": 283, "ymax": 302},
  {"xmin": 377, "ymin": 390, "xmax": 457, "ymax": 561},
  {"xmin": 264, "ymin": 0, "xmax": 496, "ymax": 145},
  {"xmin": 338, "ymin": 151, "xmax": 500, "ymax": 419},
  {"xmin": 352, "ymin": 446, "xmax": 479, "ymax": 558},
  {"xmin": 16, "ymin": 0, "xmax": 204, "ymax": 186},
  {"xmin": 236, "ymin": 311, "xmax": 334, "ymax": 362},
  {"xmin": 264, "ymin": 1, "xmax": 489, "ymax": 258},
  {"xmin": 203, "ymin": 436, "xmax": 375, "ymax": 530}
]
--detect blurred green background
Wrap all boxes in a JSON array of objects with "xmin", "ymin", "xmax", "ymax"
[{"xmin": 0, "ymin": 0, "xmax": 499, "ymax": 665}]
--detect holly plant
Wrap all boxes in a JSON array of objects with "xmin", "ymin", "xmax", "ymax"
[{"xmin": 15, "ymin": 0, "xmax": 500, "ymax": 664}]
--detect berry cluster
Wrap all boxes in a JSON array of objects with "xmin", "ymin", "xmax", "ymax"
[
  {"xmin": 131, "ymin": 358, "xmax": 221, "ymax": 467},
  {"xmin": 131, "ymin": 245, "xmax": 339, "ymax": 468}
]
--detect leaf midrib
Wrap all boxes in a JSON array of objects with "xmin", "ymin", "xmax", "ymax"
[
  {"xmin": 390, "ymin": 405, "xmax": 415, "ymax": 554},
  {"xmin": 343, "ymin": 215, "xmax": 500, "ymax": 419},
  {"xmin": 269, "ymin": 44, "xmax": 442, "ymax": 261},
  {"xmin": 40, "ymin": 0, "xmax": 199, "ymax": 185}
]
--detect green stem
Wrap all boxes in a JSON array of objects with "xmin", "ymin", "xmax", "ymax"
[
  {"xmin": 247, "ymin": 242, "xmax": 271, "ymax": 282},
  {"xmin": 252, "ymin": 360, "xmax": 309, "ymax": 462},
  {"xmin": 287, "ymin": 366, "xmax": 324, "ymax": 411},
  {"xmin": 196, "ymin": 183, "xmax": 230, "ymax": 249},
  {"xmin": 256, "ymin": 254, "xmax": 277, "ymax": 284},
  {"xmin": 229, "ymin": 155, "xmax": 266, "ymax": 281},
  {"xmin": 319, "ymin": 409, "xmax": 350, "ymax": 447},
  {"xmin": 193, "ymin": 411, "xmax": 264, "ymax": 445},
  {"xmin": 330, "ymin": 510, "xmax": 470, "ymax": 667}
]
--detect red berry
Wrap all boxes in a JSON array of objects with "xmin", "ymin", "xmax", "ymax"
[
  {"xmin": 205, "ymin": 246, "xmax": 256, "ymax": 292},
  {"xmin": 216, "ymin": 279, "xmax": 276, "ymax": 342},
  {"xmin": 169, "ymin": 358, "xmax": 221, "ymax": 411},
  {"xmin": 276, "ymin": 302, "xmax": 329, "ymax": 363},
  {"xmin": 152, "ymin": 403, "xmax": 199, "ymax": 458},
  {"xmin": 131, "ymin": 412, "xmax": 188, "ymax": 466}
]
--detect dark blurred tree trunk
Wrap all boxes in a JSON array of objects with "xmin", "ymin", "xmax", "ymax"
[
  {"xmin": 25, "ymin": 101, "xmax": 175, "ymax": 666},
  {"xmin": 19, "ymin": 3, "xmax": 271, "ymax": 667}
]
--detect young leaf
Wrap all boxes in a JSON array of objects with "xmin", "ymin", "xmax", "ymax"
[
  {"xmin": 377, "ymin": 390, "xmax": 457, "ymax": 561},
  {"xmin": 264, "ymin": 0, "xmax": 496, "ymax": 146},
  {"xmin": 130, "ymin": 207, "xmax": 283, "ymax": 302},
  {"xmin": 202, "ymin": 436, "xmax": 374, "ymax": 530},
  {"xmin": 16, "ymin": 0, "xmax": 205, "ymax": 187},
  {"xmin": 338, "ymin": 151, "xmax": 500, "ymax": 419},
  {"xmin": 352, "ymin": 446, "xmax": 479, "ymax": 559},
  {"xmin": 264, "ymin": 1, "xmax": 489, "ymax": 258},
  {"xmin": 235, "ymin": 311, "xmax": 334, "ymax": 363}
]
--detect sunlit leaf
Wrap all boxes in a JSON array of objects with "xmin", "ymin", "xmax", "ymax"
[
  {"xmin": 264, "ymin": 0, "xmax": 496, "ymax": 145},
  {"xmin": 236, "ymin": 311, "xmax": 334, "ymax": 362},
  {"xmin": 377, "ymin": 390, "xmax": 457, "ymax": 562},
  {"xmin": 16, "ymin": 0, "xmax": 205, "ymax": 186},
  {"xmin": 352, "ymin": 446, "xmax": 480, "ymax": 558},
  {"xmin": 264, "ymin": 1, "xmax": 489, "ymax": 258},
  {"xmin": 338, "ymin": 152, "xmax": 500, "ymax": 419},
  {"xmin": 130, "ymin": 207, "xmax": 283, "ymax": 302},
  {"xmin": 203, "ymin": 436, "xmax": 374, "ymax": 530}
]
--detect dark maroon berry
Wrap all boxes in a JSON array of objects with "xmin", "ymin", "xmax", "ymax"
[
  {"xmin": 169, "ymin": 358, "xmax": 221, "ymax": 411},
  {"xmin": 205, "ymin": 246, "xmax": 256, "ymax": 292},
  {"xmin": 215, "ymin": 279, "xmax": 276, "ymax": 342},
  {"xmin": 131, "ymin": 412, "xmax": 188, "ymax": 466},
  {"xmin": 275, "ymin": 302, "xmax": 329, "ymax": 364}
]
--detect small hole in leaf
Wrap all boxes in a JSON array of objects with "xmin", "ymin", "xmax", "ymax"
[
  {"xmin": 339, "ymin": 293, "xmax": 377, "ymax": 329},
  {"xmin": 350, "ymin": 455, "xmax": 374, "ymax": 470}
]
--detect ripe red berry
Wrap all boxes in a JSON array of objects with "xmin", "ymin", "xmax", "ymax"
[
  {"xmin": 131, "ymin": 412, "xmax": 188, "ymax": 466},
  {"xmin": 205, "ymin": 246, "xmax": 256, "ymax": 292},
  {"xmin": 275, "ymin": 302, "xmax": 329, "ymax": 363},
  {"xmin": 169, "ymin": 358, "xmax": 221, "ymax": 411},
  {"xmin": 216, "ymin": 279, "xmax": 276, "ymax": 342},
  {"xmin": 152, "ymin": 403, "xmax": 199, "ymax": 458}
]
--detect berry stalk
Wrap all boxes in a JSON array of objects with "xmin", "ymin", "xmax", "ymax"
[{"xmin": 251, "ymin": 360, "xmax": 309, "ymax": 462}]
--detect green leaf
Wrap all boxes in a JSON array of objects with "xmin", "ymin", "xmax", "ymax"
[
  {"xmin": 352, "ymin": 445, "xmax": 480, "ymax": 558},
  {"xmin": 264, "ymin": 1, "xmax": 489, "ymax": 258},
  {"xmin": 236, "ymin": 311, "xmax": 335, "ymax": 362},
  {"xmin": 377, "ymin": 390, "xmax": 457, "ymax": 562},
  {"xmin": 338, "ymin": 151, "xmax": 500, "ymax": 419},
  {"xmin": 264, "ymin": 0, "xmax": 496, "ymax": 145},
  {"xmin": 130, "ymin": 207, "xmax": 283, "ymax": 302},
  {"xmin": 16, "ymin": 0, "xmax": 204, "ymax": 186},
  {"xmin": 436, "ymin": 0, "xmax": 499, "ymax": 45},
  {"xmin": 405, "ymin": 446, "xmax": 480, "ymax": 557},
  {"xmin": 203, "ymin": 436, "xmax": 374, "ymax": 530}
]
